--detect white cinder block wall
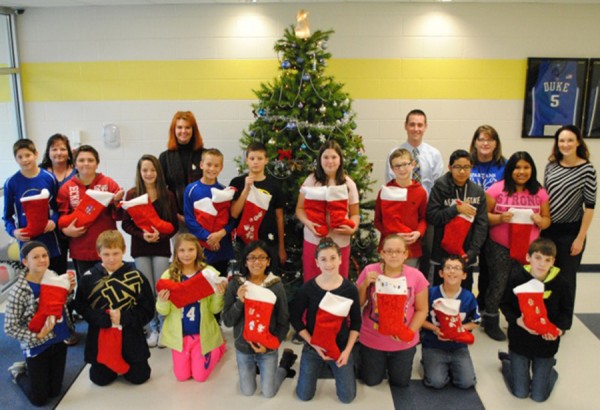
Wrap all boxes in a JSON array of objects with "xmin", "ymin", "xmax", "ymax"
[{"xmin": 10, "ymin": 2, "xmax": 600, "ymax": 264}]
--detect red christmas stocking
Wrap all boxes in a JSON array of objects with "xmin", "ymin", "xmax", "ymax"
[
  {"xmin": 236, "ymin": 185, "xmax": 272, "ymax": 244},
  {"xmin": 121, "ymin": 193, "xmax": 174, "ymax": 235},
  {"xmin": 20, "ymin": 189, "xmax": 50, "ymax": 238},
  {"xmin": 326, "ymin": 185, "xmax": 356, "ymax": 229},
  {"xmin": 441, "ymin": 201, "xmax": 475, "ymax": 256},
  {"xmin": 98, "ymin": 323, "xmax": 130, "ymax": 374},
  {"xmin": 311, "ymin": 291, "xmax": 354, "ymax": 361},
  {"xmin": 194, "ymin": 198, "xmax": 217, "ymax": 248},
  {"xmin": 432, "ymin": 298, "xmax": 475, "ymax": 345},
  {"xmin": 509, "ymin": 208, "xmax": 535, "ymax": 265},
  {"xmin": 243, "ymin": 281, "xmax": 280, "ymax": 350},
  {"xmin": 379, "ymin": 185, "xmax": 413, "ymax": 235},
  {"xmin": 513, "ymin": 279, "xmax": 559, "ymax": 337},
  {"xmin": 28, "ymin": 272, "xmax": 70, "ymax": 333},
  {"xmin": 58, "ymin": 189, "xmax": 115, "ymax": 229},
  {"xmin": 301, "ymin": 186, "xmax": 329, "ymax": 237},
  {"xmin": 375, "ymin": 275, "xmax": 414, "ymax": 342},
  {"xmin": 212, "ymin": 186, "xmax": 236, "ymax": 232},
  {"xmin": 156, "ymin": 268, "xmax": 219, "ymax": 308}
]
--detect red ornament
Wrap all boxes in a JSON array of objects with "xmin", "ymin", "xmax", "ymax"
[{"xmin": 278, "ymin": 149, "xmax": 292, "ymax": 160}]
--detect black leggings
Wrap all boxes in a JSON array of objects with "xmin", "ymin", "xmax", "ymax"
[
  {"xmin": 89, "ymin": 360, "xmax": 151, "ymax": 386},
  {"xmin": 17, "ymin": 342, "xmax": 67, "ymax": 406}
]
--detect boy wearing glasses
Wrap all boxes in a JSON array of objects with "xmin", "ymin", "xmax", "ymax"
[
  {"xmin": 426, "ymin": 150, "xmax": 488, "ymax": 291},
  {"xmin": 375, "ymin": 148, "xmax": 427, "ymax": 267},
  {"xmin": 421, "ymin": 255, "xmax": 480, "ymax": 390}
]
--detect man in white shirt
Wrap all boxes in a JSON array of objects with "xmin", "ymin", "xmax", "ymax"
[
  {"xmin": 385, "ymin": 109, "xmax": 443, "ymax": 195},
  {"xmin": 385, "ymin": 109, "xmax": 444, "ymax": 280}
]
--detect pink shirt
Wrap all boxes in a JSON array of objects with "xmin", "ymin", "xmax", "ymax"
[
  {"xmin": 301, "ymin": 174, "xmax": 359, "ymax": 247},
  {"xmin": 356, "ymin": 263, "xmax": 429, "ymax": 352},
  {"xmin": 486, "ymin": 180, "xmax": 549, "ymax": 248}
]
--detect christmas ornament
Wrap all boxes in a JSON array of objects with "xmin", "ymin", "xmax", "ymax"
[
  {"xmin": 296, "ymin": 57, "xmax": 305, "ymax": 64},
  {"xmin": 278, "ymin": 149, "xmax": 293, "ymax": 160},
  {"xmin": 258, "ymin": 108, "xmax": 266, "ymax": 117},
  {"xmin": 302, "ymin": 73, "xmax": 310, "ymax": 81},
  {"xmin": 286, "ymin": 121, "xmax": 297, "ymax": 130},
  {"xmin": 282, "ymin": 60, "xmax": 291, "ymax": 69},
  {"xmin": 298, "ymin": 102, "xmax": 304, "ymax": 109},
  {"xmin": 319, "ymin": 105, "xmax": 327, "ymax": 114}
]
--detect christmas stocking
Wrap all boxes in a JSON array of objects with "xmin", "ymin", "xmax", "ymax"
[
  {"xmin": 513, "ymin": 279, "xmax": 559, "ymax": 337},
  {"xmin": 28, "ymin": 272, "xmax": 70, "ymax": 333},
  {"xmin": 121, "ymin": 193, "xmax": 174, "ymax": 235},
  {"xmin": 301, "ymin": 186, "xmax": 329, "ymax": 237},
  {"xmin": 326, "ymin": 185, "xmax": 356, "ymax": 230},
  {"xmin": 441, "ymin": 200, "xmax": 475, "ymax": 256},
  {"xmin": 379, "ymin": 185, "xmax": 413, "ymax": 235},
  {"xmin": 194, "ymin": 197, "xmax": 217, "ymax": 248},
  {"xmin": 20, "ymin": 189, "xmax": 50, "ymax": 238},
  {"xmin": 156, "ymin": 268, "xmax": 219, "ymax": 309},
  {"xmin": 432, "ymin": 298, "xmax": 475, "ymax": 344},
  {"xmin": 375, "ymin": 275, "xmax": 414, "ymax": 342},
  {"xmin": 311, "ymin": 291, "xmax": 354, "ymax": 361},
  {"xmin": 236, "ymin": 185, "xmax": 272, "ymax": 244},
  {"xmin": 243, "ymin": 281, "xmax": 280, "ymax": 350},
  {"xmin": 212, "ymin": 186, "xmax": 236, "ymax": 232},
  {"xmin": 58, "ymin": 189, "xmax": 115, "ymax": 229},
  {"xmin": 98, "ymin": 323, "xmax": 130, "ymax": 374},
  {"xmin": 508, "ymin": 208, "xmax": 535, "ymax": 265}
]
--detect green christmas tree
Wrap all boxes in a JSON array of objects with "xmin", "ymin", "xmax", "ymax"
[{"xmin": 237, "ymin": 24, "xmax": 379, "ymax": 291}]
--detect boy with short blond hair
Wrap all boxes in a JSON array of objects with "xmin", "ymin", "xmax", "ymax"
[
  {"xmin": 230, "ymin": 142, "xmax": 286, "ymax": 272},
  {"xmin": 499, "ymin": 238, "xmax": 572, "ymax": 402},
  {"xmin": 3, "ymin": 139, "xmax": 62, "ymax": 271},
  {"xmin": 74, "ymin": 230, "xmax": 155, "ymax": 386},
  {"xmin": 184, "ymin": 148, "xmax": 235, "ymax": 276}
]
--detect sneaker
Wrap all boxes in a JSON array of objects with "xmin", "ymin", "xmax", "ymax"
[
  {"xmin": 146, "ymin": 331, "xmax": 159, "ymax": 348},
  {"xmin": 291, "ymin": 333, "xmax": 304, "ymax": 345},
  {"xmin": 64, "ymin": 333, "xmax": 80, "ymax": 346},
  {"xmin": 8, "ymin": 361, "xmax": 26, "ymax": 384},
  {"xmin": 498, "ymin": 351, "xmax": 510, "ymax": 362}
]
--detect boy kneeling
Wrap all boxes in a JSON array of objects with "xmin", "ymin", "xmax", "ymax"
[
  {"xmin": 74, "ymin": 230, "xmax": 155, "ymax": 386},
  {"xmin": 499, "ymin": 238, "xmax": 572, "ymax": 402}
]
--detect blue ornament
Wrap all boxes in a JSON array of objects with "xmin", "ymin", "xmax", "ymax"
[
  {"xmin": 286, "ymin": 121, "xmax": 297, "ymax": 130},
  {"xmin": 301, "ymin": 144, "xmax": 307, "ymax": 149},
  {"xmin": 249, "ymin": 130, "xmax": 255, "ymax": 136},
  {"xmin": 302, "ymin": 73, "xmax": 310, "ymax": 81},
  {"xmin": 352, "ymin": 159, "xmax": 358, "ymax": 165},
  {"xmin": 307, "ymin": 133, "xmax": 312, "ymax": 139},
  {"xmin": 281, "ymin": 60, "xmax": 291, "ymax": 69},
  {"xmin": 258, "ymin": 108, "xmax": 266, "ymax": 117},
  {"xmin": 296, "ymin": 57, "xmax": 305, "ymax": 64}
]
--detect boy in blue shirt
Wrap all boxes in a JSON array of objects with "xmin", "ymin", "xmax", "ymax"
[
  {"xmin": 3, "ymin": 139, "xmax": 62, "ymax": 272},
  {"xmin": 421, "ymin": 255, "xmax": 480, "ymax": 389}
]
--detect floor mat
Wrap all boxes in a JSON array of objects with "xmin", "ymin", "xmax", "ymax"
[
  {"xmin": 575, "ymin": 313, "xmax": 600, "ymax": 340},
  {"xmin": 391, "ymin": 380, "xmax": 484, "ymax": 410}
]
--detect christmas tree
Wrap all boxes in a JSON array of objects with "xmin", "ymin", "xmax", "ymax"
[{"xmin": 237, "ymin": 19, "xmax": 379, "ymax": 291}]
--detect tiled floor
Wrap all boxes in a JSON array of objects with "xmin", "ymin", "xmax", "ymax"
[{"xmin": 3, "ymin": 273, "xmax": 599, "ymax": 409}]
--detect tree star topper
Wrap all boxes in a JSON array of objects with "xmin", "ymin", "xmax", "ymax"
[{"xmin": 295, "ymin": 10, "xmax": 310, "ymax": 39}]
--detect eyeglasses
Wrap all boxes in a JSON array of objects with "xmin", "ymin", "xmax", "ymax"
[
  {"xmin": 451, "ymin": 165, "xmax": 472, "ymax": 171},
  {"xmin": 392, "ymin": 162, "xmax": 412, "ymax": 170},
  {"xmin": 382, "ymin": 249, "xmax": 406, "ymax": 256},
  {"xmin": 476, "ymin": 138, "xmax": 495, "ymax": 144},
  {"xmin": 247, "ymin": 256, "xmax": 269, "ymax": 262},
  {"xmin": 443, "ymin": 265, "xmax": 463, "ymax": 272}
]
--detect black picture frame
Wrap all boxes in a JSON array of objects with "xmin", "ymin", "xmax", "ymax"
[
  {"xmin": 522, "ymin": 57, "xmax": 588, "ymax": 138},
  {"xmin": 583, "ymin": 59, "xmax": 600, "ymax": 138}
]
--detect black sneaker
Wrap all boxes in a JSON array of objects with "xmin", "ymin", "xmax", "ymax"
[
  {"xmin": 498, "ymin": 351, "xmax": 510, "ymax": 362},
  {"xmin": 279, "ymin": 348, "xmax": 298, "ymax": 378}
]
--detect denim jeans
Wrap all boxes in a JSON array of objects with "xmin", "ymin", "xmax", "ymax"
[
  {"xmin": 296, "ymin": 344, "xmax": 356, "ymax": 403},
  {"xmin": 501, "ymin": 350, "xmax": 558, "ymax": 402},
  {"xmin": 359, "ymin": 343, "xmax": 416, "ymax": 387},
  {"xmin": 235, "ymin": 349, "xmax": 285, "ymax": 398},
  {"xmin": 421, "ymin": 347, "xmax": 476, "ymax": 389}
]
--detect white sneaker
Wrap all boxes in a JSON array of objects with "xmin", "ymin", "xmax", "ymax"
[
  {"xmin": 8, "ymin": 361, "xmax": 26, "ymax": 383},
  {"xmin": 146, "ymin": 331, "xmax": 159, "ymax": 348}
]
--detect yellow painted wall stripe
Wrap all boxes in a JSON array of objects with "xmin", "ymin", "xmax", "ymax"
[{"xmin": 17, "ymin": 59, "xmax": 526, "ymax": 102}]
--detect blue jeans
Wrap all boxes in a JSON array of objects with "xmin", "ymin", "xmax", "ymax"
[
  {"xmin": 296, "ymin": 344, "xmax": 356, "ymax": 403},
  {"xmin": 360, "ymin": 343, "xmax": 416, "ymax": 387},
  {"xmin": 421, "ymin": 347, "xmax": 476, "ymax": 389},
  {"xmin": 235, "ymin": 349, "xmax": 285, "ymax": 398},
  {"xmin": 501, "ymin": 350, "xmax": 558, "ymax": 402}
]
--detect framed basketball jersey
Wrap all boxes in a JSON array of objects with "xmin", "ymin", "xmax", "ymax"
[
  {"xmin": 522, "ymin": 58, "xmax": 588, "ymax": 138},
  {"xmin": 584, "ymin": 59, "xmax": 600, "ymax": 138}
]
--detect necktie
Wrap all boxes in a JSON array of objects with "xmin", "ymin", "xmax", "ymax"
[{"xmin": 412, "ymin": 148, "xmax": 421, "ymax": 183}]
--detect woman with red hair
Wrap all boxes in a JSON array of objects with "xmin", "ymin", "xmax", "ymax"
[{"xmin": 159, "ymin": 111, "xmax": 204, "ymax": 227}]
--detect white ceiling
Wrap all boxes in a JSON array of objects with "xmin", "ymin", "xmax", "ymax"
[{"xmin": 2, "ymin": 0, "xmax": 600, "ymax": 10}]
